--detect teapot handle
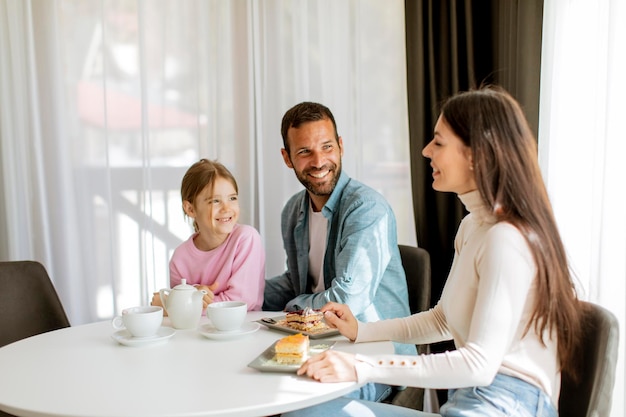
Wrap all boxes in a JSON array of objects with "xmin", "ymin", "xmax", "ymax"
[{"xmin": 159, "ymin": 289, "xmax": 170, "ymax": 314}]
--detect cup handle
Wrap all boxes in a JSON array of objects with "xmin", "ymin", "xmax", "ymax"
[{"xmin": 111, "ymin": 316, "xmax": 125, "ymax": 330}]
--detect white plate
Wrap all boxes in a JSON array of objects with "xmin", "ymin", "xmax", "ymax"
[
  {"xmin": 198, "ymin": 321, "xmax": 260, "ymax": 340},
  {"xmin": 111, "ymin": 326, "xmax": 176, "ymax": 347},
  {"xmin": 248, "ymin": 340, "xmax": 336, "ymax": 373},
  {"xmin": 257, "ymin": 315, "xmax": 340, "ymax": 339}
]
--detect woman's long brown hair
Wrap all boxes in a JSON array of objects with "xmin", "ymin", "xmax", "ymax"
[{"xmin": 441, "ymin": 86, "xmax": 583, "ymax": 379}]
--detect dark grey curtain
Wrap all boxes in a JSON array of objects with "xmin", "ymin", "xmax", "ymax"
[{"xmin": 404, "ymin": 0, "xmax": 543, "ymax": 406}]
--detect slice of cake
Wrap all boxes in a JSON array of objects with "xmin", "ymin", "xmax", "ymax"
[
  {"xmin": 285, "ymin": 307, "xmax": 326, "ymax": 332},
  {"xmin": 274, "ymin": 333, "xmax": 310, "ymax": 365}
]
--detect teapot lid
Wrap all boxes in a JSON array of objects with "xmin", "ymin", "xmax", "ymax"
[{"xmin": 173, "ymin": 279, "xmax": 195, "ymax": 291}]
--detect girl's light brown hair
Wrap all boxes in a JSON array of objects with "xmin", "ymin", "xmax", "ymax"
[
  {"xmin": 440, "ymin": 86, "xmax": 583, "ymax": 380},
  {"xmin": 180, "ymin": 159, "xmax": 238, "ymax": 232}
]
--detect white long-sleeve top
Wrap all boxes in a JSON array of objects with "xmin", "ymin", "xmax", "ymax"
[{"xmin": 354, "ymin": 190, "xmax": 560, "ymax": 403}]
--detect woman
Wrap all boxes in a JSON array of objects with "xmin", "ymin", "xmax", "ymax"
[{"xmin": 283, "ymin": 86, "xmax": 583, "ymax": 417}]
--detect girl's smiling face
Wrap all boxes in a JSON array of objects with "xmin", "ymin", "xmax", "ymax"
[
  {"xmin": 183, "ymin": 176, "xmax": 239, "ymax": 250},
  {"xmin": 422, "ymin": 115, "xmax": 477, "ymax": 195}
]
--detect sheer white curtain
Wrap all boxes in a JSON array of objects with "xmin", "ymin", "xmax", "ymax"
[
  {"xmin": 539, "ymin": 1, "xmax": 625, "ymax": 415},
  {"xmin": 0, "ymin": 0, "xmax": 414, "ymax": 325}
]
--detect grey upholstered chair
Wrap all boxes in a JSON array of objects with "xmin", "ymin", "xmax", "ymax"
[
  {"xmin": 385, "ymin": 245, "xmax": 432, "ymax": 410},
  {"xmin": 558, "ymin": 301, "xmax": 619, "ymax": 417},
  {"xmin": 398, "ymin": 245, "xmax": 431, "ymax": 315},
  {"xmin": 0, "ymin": 260, "xmax": 71, "ymax": 416},
  {"xmin": 0, "ymin": 260, "xmax": 70, "ymax": 348}
]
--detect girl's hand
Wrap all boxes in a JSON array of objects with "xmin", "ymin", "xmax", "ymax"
[
  {"xmin": 320, "ymin": 302, "xmax": 358, "ymax": 342},
  {"xmin": 150, "ymin": 292, "xmax": 162, "ymax": 307},
  {"xmin": 196, "ymin": 282, "xmax": 219, "ymax": 309},
  {"xmin": 297, "ymin": 350, "xmax": 357, "ymax": 383}
]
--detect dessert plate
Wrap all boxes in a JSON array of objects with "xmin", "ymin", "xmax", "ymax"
[
  {"xmin": 111, "ymin": 326, "xmax": 176, "ymax": 347},
  {"xmin": 247, "ymin": 340, "xmax": 336, "ymax": 373},
  {"xmin": 199, "ymin": 321, "xmax": 260, "ymax": 340},
  {"xmin": 257, "ymin": 315, "xmax": 339, "ymax": 339}
]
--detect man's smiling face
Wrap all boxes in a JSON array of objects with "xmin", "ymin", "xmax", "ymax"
[{"xmin": 281, "ymin": 118, "xmax": 343, "ymax": 211}]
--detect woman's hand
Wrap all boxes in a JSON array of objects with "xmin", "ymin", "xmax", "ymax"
[
  {"xmin": 297, "ymin": 350, "xmax": 357, "ymax": 383},
  {"xmin": 320, "ymin": 302, "xmax": 359, "ymax": 342},
  {"xmin": 195, "ymin": 282, "xmax": 219, "ymax": 309}
]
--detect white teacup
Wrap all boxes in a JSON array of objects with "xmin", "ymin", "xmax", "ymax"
[
  {"xmin": 207, "ymin": 301, "xmax": 247, "ymax": 332},
  {"xmin": 111, "ymin": 306, "xmax": 163, "ymax": 338}
]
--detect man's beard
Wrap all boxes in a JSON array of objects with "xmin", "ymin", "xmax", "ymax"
[{"xmin": 295, "ymin": 163, "xmax": 342, "ymax": 197}]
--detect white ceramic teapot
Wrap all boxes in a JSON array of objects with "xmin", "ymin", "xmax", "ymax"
[{"xmin": 159, "ymin": 279, "xmax": 206, "ymax": 329}]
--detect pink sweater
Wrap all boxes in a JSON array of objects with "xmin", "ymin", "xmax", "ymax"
[{"xmin": 169, "ymin": 224, "xmax": 265, "ymax": 311}]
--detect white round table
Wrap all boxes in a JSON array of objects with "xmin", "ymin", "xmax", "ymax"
[{"xmin": 0, "ymin": 311, "xmax": 393, "ymax": 417}]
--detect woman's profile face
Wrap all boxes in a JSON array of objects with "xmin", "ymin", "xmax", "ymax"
[{"xmin": 422, "ymin": 115, "xmax": 477, "ymax": 195}]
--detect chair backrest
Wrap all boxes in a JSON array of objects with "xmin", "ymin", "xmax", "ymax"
[
  {"xmin": 398, "ymin": 245, "xmax": 431, "ymax": 315},
  {"xmin": 558, "ymin": 301, "xmax": 619, "ymax": 417},
  {"xmin": 0, "ymin": 260, "xmax": 70, "ymax": 348},
  {"xmin": 387, "ymin": 246, "xmax": 432, "ymax": 410}
]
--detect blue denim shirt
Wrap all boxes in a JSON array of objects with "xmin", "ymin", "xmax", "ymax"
[{"xmin": 264, "ymin": 171, "xmax": 415, "ymax": 354}]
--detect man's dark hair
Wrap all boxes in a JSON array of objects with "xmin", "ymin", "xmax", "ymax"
[{"xmin": 280, "ymin": 102, "xmax": 339, "ymax": 153}]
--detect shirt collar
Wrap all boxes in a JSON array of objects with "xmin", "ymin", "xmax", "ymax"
[
  {"xmin": 458, "ymin": 190, "xmax": 497, "ymax": 225},
  {"xmin": 321, "ymin": 170, "xmax": 349, "ymax": 218}
]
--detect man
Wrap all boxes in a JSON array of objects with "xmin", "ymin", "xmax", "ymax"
[{"xmin": 264, "ymin": 101, "xmax": 415, "ymax": 365}]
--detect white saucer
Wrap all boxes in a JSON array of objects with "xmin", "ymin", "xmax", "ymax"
[
  {"xmin": 112, "ymin": 326, "xmax": 176, "ymax": 347},
  {"xmin": 199, "ymin": 321, "xmax": 260, "ymax": 340}
]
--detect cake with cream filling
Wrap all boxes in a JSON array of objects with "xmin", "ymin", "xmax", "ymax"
[
  {"xmin": 285, "ymin": 307, "xmax": 326, "ymax": 331},
  {"xmin": 274, "ymin": 333, "xmax": 310, "ymax": 364}
]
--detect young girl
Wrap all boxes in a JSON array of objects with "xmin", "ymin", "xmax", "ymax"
[
  {"xmin": 283, "ymin": 86, "xmax": 584, "ymax": 417},
  {"xmin": 152, "ymin": 159, "xmax": 265, "ymax": 311}
]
